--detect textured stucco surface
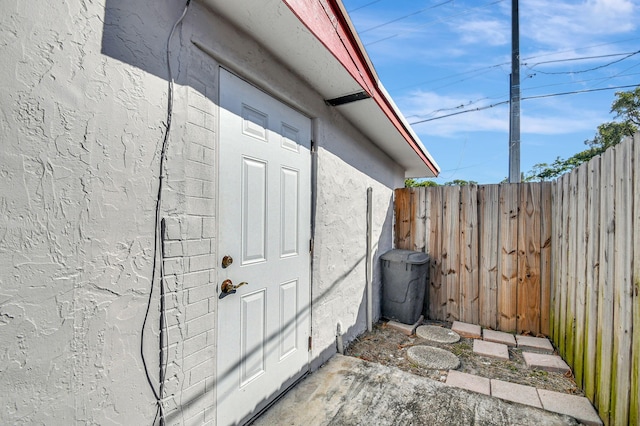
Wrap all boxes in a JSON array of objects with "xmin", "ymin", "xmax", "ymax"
[{"xmin": 1, "ymin": 1, "xmax": 405, "ymax": 424}]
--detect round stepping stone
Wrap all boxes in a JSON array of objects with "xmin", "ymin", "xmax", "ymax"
[
  {"xmin": 407, "ymin": 345, "xmax": 460, "ymax": 370},
  {"xmin": 415, "ymin": 325, "xmax": 461, "ymax": 344}
]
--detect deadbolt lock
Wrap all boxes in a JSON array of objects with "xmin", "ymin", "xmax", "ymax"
[{"xmin": 221, "ymin": 255, "xmax": 233, "ymax": 268}]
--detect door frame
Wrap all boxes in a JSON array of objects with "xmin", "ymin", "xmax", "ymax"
[{"xmin": 214, "ymin": 65, "xmax": 315, "ymax": 424}]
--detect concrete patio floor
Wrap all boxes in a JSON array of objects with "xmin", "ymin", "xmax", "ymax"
[{"xmin": 251, "ymin": 354, "xmax": 580, "ymax": 426}]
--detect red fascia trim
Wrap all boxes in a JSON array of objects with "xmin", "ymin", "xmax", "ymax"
[
  {"xmin": 282, "ymin": 0, "xmax": 372, "ymax": 93},
  {"xmin": 282, "ymin": 0, "xmax": 438, "ymax": 175}
]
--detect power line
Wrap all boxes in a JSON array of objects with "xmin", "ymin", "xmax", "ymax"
[
  {"xmin": 348, "ymin": 0, "xmax": 383, "ymax": 13},
  {"xmin": 408, "ymin": 72, "xmax": 640, "ymax": 120},
  {"xmin": 395, "ymin": 52, "xmax": 639, "ymax": 92},
  {"xmin": 591, "ymin": 61, "xmax": 640, "ymax": 88},
  {"xmin": 410, "ymin": 100, "xmax": 509, "ymax": 124},
  {"xmin": 524, "ymin": 51, "xmax": 639, "ymax": 68},
  {"xmin": 522, "ymin": 71, "xmax": 640, "ymax": 92},
  {"xmin": 393, "ymin": 62, "xmax": 509, "ymax": 91},
  {"xmin": 360, "ymin": 0, "xmax": 453, "ymax": 34},
  {"xmin": 364, "ymin": 0, "xmax": 504, "ymax": 45},
  {"xmin": 521, "ymin": 37, "xmax": 640, "ymax": 62},
  {"xmin": 522, "ymin": 83, "xmax": 640, "ymax": 100},
  {"xmin": 525, "ymin": 50, "xmax": 640, "ymax": 75},
  {"xmin": 408, "ymin": 83, "xmax": 639, "ymax": 125}
]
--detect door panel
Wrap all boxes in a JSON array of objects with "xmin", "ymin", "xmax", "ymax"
[
  {"xmin": 279, "ymin": 279, "xmax": 299, "ymax": 359},
  {"xmin": 241, "ymin": 157, "xmax": 267, "ymax": 264},
  {"xmin": 280, "ymin": 167, "xmax": 299, "ymax": 257},
  {"xmin": 217, "ymin": 68, "xmax": 311, "ymax": 426},
  {"xmin": 240, "ymin": 290, "xmax": 266, "ymax": 386}
]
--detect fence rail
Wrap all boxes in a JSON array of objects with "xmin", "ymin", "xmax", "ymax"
[{"xmin": 394, "ymin": 134, "xmax": 639, "ymax": 425}]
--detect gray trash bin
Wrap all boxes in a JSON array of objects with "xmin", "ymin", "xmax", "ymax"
[{"xmin": 380, "ymin": 249, "xmax": 429, "ymax": 324}]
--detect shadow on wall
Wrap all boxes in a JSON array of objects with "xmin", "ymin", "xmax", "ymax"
[
  {"xmin": 102, "ymin": 0, "xmax": 405, "ymax": 189},
  {"xmin": 101, "ymin": 0, "xmax": 179, "ymax": 82},
  {"xmin": 165, "ymin": 194, "xmax": 394, "ymax": 423}
]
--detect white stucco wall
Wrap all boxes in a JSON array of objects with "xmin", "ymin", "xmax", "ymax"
[
  {"xmin": 1, "ymin": 0, "xmax": 405, "ymax": 424},
  {"xmin": 311, "ymin": 112, "xmax": 403, "ymax": 368},
  {"xmin": 0, "ymin": 0, "xmax": 182, "ymax": 424}
]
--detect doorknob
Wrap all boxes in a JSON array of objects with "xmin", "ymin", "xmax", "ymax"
[{"xmin": 219, "ymin": 279, "xmax": 248, "ymax": 299}]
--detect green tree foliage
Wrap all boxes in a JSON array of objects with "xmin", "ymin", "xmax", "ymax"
[
  {"xmin": 443, "ymin": 179, "xmax": 478, "ymax": 186},
  {"xmin": 404, "ymin": 178, "xmax": 477, "ymax": 187},
  {"xmin": 524, "ymin": 87, "xmax": 639, "ymax": 181},
  {"xmin": 611, "ymin": 86, "xmax": 640, "ymax": 127},
  {"xmin": 404, "ymin": 178, "xmax": 439, "ymax": 187}
]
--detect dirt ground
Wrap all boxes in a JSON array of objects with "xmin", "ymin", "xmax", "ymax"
[{"xmin": 345, "ymin": 320, "xmax": 582, "ymax": 396}]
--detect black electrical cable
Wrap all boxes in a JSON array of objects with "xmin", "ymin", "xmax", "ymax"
[{"xmin": 141, "ymin": 1, "xmax": 191, "ymax": 426}]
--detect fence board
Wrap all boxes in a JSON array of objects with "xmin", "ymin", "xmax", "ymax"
[
  {"xmin": 596, "ymin": 146, "xmax": 616, "ymax": 423},
  {"xmin": 460, "ymin": 185, "xmax": 479, "ymax": 324},
  {"xmin": 442, "ymin": 186, "xmax": 461, "ymax": 322},
  {"xmin": 498, "ymin": 184, "xmax": 519, "ymax": 332},
  {"xmin": 517, "ymin": 183, "xmax": 541, "ymax": 334},
  {"xmin": 573, "ymin": 165, "xmax": 588, "ymax": 387},
  {"xmin": 428, "ymin": 187, "xmax": 445, "ymax": 320},
  {"xmin": 584, "ymin": 157, "xmax": 601, "ymax": 401},
  {"xmin": 552, "ymin": 178, "xmax": 563, "ymax": 344},
  {"xmin": 559, "ymin": 174, "xmax": 570, "ymax": 357},
  {"xmin": 479, "ymin": 185, "xmax": 499, "ymax": 329},
  {"xmin": 540, "ymin": 182, "xmax": 552, "ymax": 336},
  {"xmin": 421, "ymin": 188, "xmax": 431, "ymax": 318},
  {"xmin": 631, "ymin": 134, "xmax": 640, "ymax": 426},
  {"xmin": 394, "ymin": 188, "xmax": 413, "ymax": 250},
  {"xmin": 565, "ymin": 171, "xmax": 578, "ymax": 366},
  {"xmin": 413, "ymin": 188, "xmax": 427, "ymax": 253},
  {"xmin": 612, "ymin": 141, "xmax": 633, "ymax": 425}
]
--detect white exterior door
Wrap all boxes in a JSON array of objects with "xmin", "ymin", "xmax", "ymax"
[{"xmin": 216, "ymin": 69, "xmax": 311, "ymax": 426}]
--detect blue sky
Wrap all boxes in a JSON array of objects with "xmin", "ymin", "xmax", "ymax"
[{"xmin": 342, "ymin": 0, "xmax": 640, "ymax": 183}]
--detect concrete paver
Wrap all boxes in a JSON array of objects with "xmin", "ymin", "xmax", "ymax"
[
  {"xmin": 416, "ymin": 325, "xmax": 461, "ymax": 343},
  {"xmin": 407, "ymin": 345, "xmax": 460, "ymax": 370},
  {"xmin": 386, "ymin": 315, "xmax": 423, "ymax": 336},
  {"xmin": 538, "ymin": 389, "xmax": 603, "ymax": 426},
  {"xmin": 523, "ymin": 351, "xmax": 571, "ymax": 374},
  {"xmin": 452, "ymin": 321, "xmax": 482, "ymax": 338},
  {"xmin": 516, "ymin": 335, "xmax": 555, "ymax": 354},
  {"xmin": 483, "ymin": 329, "xmax": 516, "ymax": 347},
  {"xmin": 473, "ymin": 339, "xmax": 509, "ymax": 360},
  {"xmin": 446, "ymin": 370, "xmax": 490, "ymax": 395},
  {"xmin": 491, "ymin": 379, "xmax": 542, "ymax": 408}
]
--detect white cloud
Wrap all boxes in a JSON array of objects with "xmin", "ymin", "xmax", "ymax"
[
  {"xmin": 522, "ymin": 0, "xmax": 638, "ymax": 49},
  {"xmin": 455, "ymin": 19, "xmax": 510, "ymax": 46}
]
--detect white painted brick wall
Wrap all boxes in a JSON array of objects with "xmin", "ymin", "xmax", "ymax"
[{"xmin": 159, "ymin": 46, "xmax": 219, "ymax": 424}]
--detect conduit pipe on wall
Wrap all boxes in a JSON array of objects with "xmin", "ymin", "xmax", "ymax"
[{"xmin": 366, "ymin": 187, "xmax": 373, "ymax": 332}]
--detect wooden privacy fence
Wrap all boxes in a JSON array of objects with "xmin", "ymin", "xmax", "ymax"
[
  {"xmin": 394, "ymin": 134, "xmax": 640, "ymax": 426},
  {"xmin": 394, "ymin": 182, "xmax": 553, "ymax": 336},
  {"xmin": 551, "ymin": 135, "xmax": 639, "ymax": 426}
]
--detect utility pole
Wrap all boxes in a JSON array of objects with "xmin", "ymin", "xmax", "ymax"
[{"xmin": 509, "ymin": 0, "xmax": 521, "ymax": 183}]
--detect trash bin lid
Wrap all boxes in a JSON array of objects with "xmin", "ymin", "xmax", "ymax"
[{"xmin": 380, "ymin": 249, "xmax": 429, "ymax": 265}]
